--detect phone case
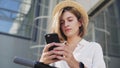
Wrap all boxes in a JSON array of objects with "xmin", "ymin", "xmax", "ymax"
[{"xmin": 45, "ymin": 33, "xmax": 60, "ymax": 51}]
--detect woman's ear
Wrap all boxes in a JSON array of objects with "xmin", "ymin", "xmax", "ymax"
[{"xmin": 78, "ymin": 18, "xmax": 83, "ymax": 27}]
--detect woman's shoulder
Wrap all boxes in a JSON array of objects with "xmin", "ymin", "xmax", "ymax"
[
  {"xmin": 88, "ymin": 41, "xmax": 103, "ymax": 52},
  {"xmin": 78, "ymin": 39, "xmax": 103, "ymax": 51},
  {"xmin": 82, "ymin": 39, "xmax": 102, "ymax": 50}
]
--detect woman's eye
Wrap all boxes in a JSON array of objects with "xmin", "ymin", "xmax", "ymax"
[
  {"xmin": 60, "ymin": 21, "xmax": 64, "ymax": 25},
  {"xmin": 68, "ymin": 19, "xmax": 73, "ymax": 22}
]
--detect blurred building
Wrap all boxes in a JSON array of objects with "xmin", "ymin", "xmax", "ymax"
[{"xmin": 0, "ymin": 0, "xmax": 120, "ymax": 68}]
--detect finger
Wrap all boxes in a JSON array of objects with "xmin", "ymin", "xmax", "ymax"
[
  {"xmin": 41, "ymin": 55, "xmax": 59, "ymax": 64},
  {"xmin": 53, "ymin": 50, "xmax": 68, "ymax": 57},
  {"xmin": 56, "ymin": 55, "xmax": 64, "ymax": 60},
  {"xmin": 56, "ymin": 53, "xmax": 72, "ymax": 61},
  {"xmin": 43, "ymin": 43, "xmax": 55, "ymax": 52},
  {"xmin": 55, "ymin": 53, "xmax": 69, "ymax": 60},
  {"xmin": 62, "ymin": 45, "xmax": 71, "ymax": 53},
  {"xmin": 48, "ymin": 54, "xmax": 61, "ymax": 62},
  {"xmin": 54, "ymin": 45, "xmax": 70, "ymax": 54},
  {"xmin": 50, "ymin": 43, "xmax": 72, "ymax": 56},
  {"xmin": 53, "ymin": 50, "xmax": 63, "ymax": 55},
  {"xmin": 53, "ymin": 43, "xmax": 67, "ymax": 51},
  {"xmin": 53, "ymin": 43, "xmax": 65, "ymax": 47},
  {"xmin": 42, "ymin": 50, "xmax": 55, "ymax": 58},
  {"xmin": 53, "ymin": 46, "xmax": 64, "ymax": 51},
  {"xmin": 47, "ymin": 55, "xmax": 57, "ymax": 60}
]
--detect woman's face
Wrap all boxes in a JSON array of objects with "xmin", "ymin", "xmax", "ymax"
[{"xmin": 60, "ymin": 11, "xmax": 81, "ymax": 38}]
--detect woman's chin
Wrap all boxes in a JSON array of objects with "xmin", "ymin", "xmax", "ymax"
[{"xmin": 65, "ymin": 33, "xmax": 72, "ymax": 37}]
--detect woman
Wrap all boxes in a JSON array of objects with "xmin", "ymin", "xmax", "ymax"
[{"xmin": 39, "ymin": 0, "xmax": 106, "ymax": 68}]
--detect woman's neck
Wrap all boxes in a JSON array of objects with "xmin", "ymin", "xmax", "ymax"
[
  {"xmin": 65, "ymin": 35, "xmax": 82, "ymax": 52},
  {"xmin": 67, "ymin": 35, "xmax": 82, "ymax": 47}
]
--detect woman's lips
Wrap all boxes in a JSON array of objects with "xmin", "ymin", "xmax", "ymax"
[{"xmin": 65, "ymin": 28, "xmax": 71, "ymax": 32}]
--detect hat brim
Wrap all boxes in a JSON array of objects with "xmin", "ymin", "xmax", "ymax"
[{"xmin": 52, "ymin": 0, "xmax": 89, "ymax": 26}]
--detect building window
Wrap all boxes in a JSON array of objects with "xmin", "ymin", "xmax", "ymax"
[{"xmin": 0, "ymin": 0, "xmax": 34, "ymax": 39}]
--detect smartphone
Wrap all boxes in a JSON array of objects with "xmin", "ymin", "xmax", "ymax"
[{"xmin": 45, "ymin": 33, "xmax": 60, "ymax": 51}]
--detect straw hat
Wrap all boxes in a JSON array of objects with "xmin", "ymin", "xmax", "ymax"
[{"xmin": 52, "ymin": 0, "xmax": 89, "ymax": 27}]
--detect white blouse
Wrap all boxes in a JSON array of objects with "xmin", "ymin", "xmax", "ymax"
[{"xmin": 52, "ymin": 39, "xmax": 106, "ymax": 68}]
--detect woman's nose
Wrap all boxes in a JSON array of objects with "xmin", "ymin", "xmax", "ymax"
[{"xmin": 64, "ymin": 21, "xmax": 69, "ymax": 27}]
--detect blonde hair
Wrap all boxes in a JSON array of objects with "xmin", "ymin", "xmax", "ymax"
[{"xmin": 50, "ymin": 6, "xmax": 88, "ymax": 42}]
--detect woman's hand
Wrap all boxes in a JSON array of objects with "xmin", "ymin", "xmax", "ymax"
[
  {"xmin": 39, "ymin": 43, "xmax": 59, "ymax": 64},
  {"xmin": 53, "ymin": 43, "xmax": 79, "ymax": 68}
]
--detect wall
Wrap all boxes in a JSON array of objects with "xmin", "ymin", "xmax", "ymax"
[{"xmin": 0, "ymin": 34, "xmax": 35, "ymax": 68}]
